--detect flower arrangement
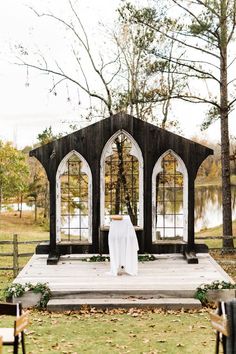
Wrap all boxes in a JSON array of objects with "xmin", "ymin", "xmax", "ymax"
[
  {"xmin": 81, "ymin": 254, "xmax": 156, "ymax": 262},
  {"xmin": 4, "ymin": 282, "xmax": 51, "ymax": 309},
  {"xmin": 82, "ymin": 255, "xmax": 110, "ymax": 262},
  {"xmin": 195, "ymin": 280, "xmax": 236, "ymax": 304},
  {"xmin": 138, "ymin": 254, "xmax": 156, "ymax": 262}
]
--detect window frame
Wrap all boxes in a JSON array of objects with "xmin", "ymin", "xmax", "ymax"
[
  {"xmin": 100, "ymin": 130, "xmax": 144, "ymax": 227},
  {"xmin": 152, "ymin": 150, "xmax": 188, "ymax": 242},
  {"xmin": 56, "ymin": 150, "xmax": 92, "ymax": 243}
]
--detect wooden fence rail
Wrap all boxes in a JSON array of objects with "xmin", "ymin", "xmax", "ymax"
[
  {"xmin": 196, "ymin": 236, "xmax": 236, "ymax": 240},
  {"xmin": 0, "ymin": 234, "xmax": 47, "ymax": 277},
  {"xmin": 0, "ymin": 234, "xmax": 235, "ymax": 277}
]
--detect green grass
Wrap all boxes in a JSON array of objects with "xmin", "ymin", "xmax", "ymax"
[
  {"xmin": 0, "ymin": 211, "xmax": 49, "ymax": 299},
  {"xmin": 231, "ymin": 174, "xmax": 236, "ymax": 186},
  {"xmin": 195, "ymin": 221, "xmax": 236, "ymax": 281},
  {"xmin": 0, "ymin": 210, "xmax": 49, "ymax": 240},
  {"xmin": 195, "ymin": 220, "xmax": 236, "ymax": 248},
  {"xmin": 196, "ymin": 220, "xmax": 236, "ymax": 237},
  {"xmin": 0, "ymin": 308, "xmax": 216, "ymax": 354}
]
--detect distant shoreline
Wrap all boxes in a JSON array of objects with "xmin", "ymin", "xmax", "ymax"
[
  {"xmin": 196, "ymin": 219, "xmax": 236, "ymax": 237},
  {"xmin": 195, "ymin": 174, "xmax": 236, "ymax": 188}
]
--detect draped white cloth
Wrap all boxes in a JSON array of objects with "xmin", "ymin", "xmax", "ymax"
[{"xmin": 108, "ymin": 216, "xmax": 139, "ymax": 276}]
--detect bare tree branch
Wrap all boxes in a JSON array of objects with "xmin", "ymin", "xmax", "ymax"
[{"xmin": 16, "ymin": 59, "xmax": 111, "ymax": 109}]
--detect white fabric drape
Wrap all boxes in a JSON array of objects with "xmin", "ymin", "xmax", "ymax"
[{"xmin": 108, "ymin": 216, "xmax": 139, "ymax": 276}]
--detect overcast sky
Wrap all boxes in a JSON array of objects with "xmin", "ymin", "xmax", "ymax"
[{"xmin": 0, "ymin": 0, "xmax": 234, "ymax": 148}]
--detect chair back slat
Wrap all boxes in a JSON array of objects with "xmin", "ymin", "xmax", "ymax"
[
  {"xmin": 209, "ymin": 312, "xmax": 229, "ymax": 336},
  {"xmin": 14, "ymin": 313, "xmax": 28, "ymax": 336},
  {"xmin": 0, "ymin": 302, "xmax": 21, "ymax": 316},
  {"xmin": 0, "ymin": 336, "xmax": 2, "ymax": 354}
]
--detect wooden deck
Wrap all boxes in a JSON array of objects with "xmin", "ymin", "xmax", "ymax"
[
  {"xmin": 14, "ymin": 253, "xmax": 235, "ymax": 310},
  {"xmin": 15, "ymin": 253, "xmax": 233, "ymax": 293}
]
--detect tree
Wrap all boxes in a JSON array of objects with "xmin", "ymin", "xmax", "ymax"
[
  {"xmin": 37, "ymin": 126, "xmax": 59, "ymax": 145},
  {"xmin": 27, "ymin": 156, "xmax": 48, "ymax": 222},
  {"xmin": 124, "ymin": 0, "xmax": 236, "ymax": 250},
  {"xmin": 28, "ymin": 128, "xmax": 61, "ymax": 221},
  {"xmin": 14, "ymin": 1, "xmax": 186, "ymax": 222},
  {"xmin": 15, "ymin": 0, "xmax": 186, "ymax": 129},
  {"xmin": 116, "ymin": 2, "xmax": 187, "ymax": 128},
  {"xmin": 16, "ymin": 0, "xmax": 120, "ymax": 119},
  {"xmin": 0, "ymin": 141, "xmax": 29, "ymax": 213}
]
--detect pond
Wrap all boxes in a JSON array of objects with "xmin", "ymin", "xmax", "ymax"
[
  {"xmin": 195, "ymin": 185, "xmax": 236, "ymax": 232},
  {"xmin": 1, "ymin": 202, "xmax": 34, "ymax": 212},
  {"xmin": 2, "ymin": 186, "xmax": 236, "ymax": 234}
]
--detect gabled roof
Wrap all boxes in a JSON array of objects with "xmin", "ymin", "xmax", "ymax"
[{"xmin": 30, "ymin": 112, "xmax": 213, "ymax": 179}]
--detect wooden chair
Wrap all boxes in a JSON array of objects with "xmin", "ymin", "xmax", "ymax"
[
  {"xmin": 210, "ymin": 301, "xmax": 229, "ymax": 354},
  {"xmin": 0, "ymin": 302, "xmax": 28, "ymax": 354},
  {"xmin": 0, "ymin": 336, "xmax": 3, "ymax": 354}
]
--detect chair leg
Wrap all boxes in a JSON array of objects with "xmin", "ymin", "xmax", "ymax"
[
  {"xmin": 21, "ymin": 333, "xmax": 26, "ymax": 354},
  {"xmin": 14, "ymin": 339, "xmax": 18, "ymax": 354},
  {"xmin": 222, "ymin": 334, "xmax": 226, "ymax": 354},
  {"xmin": 215, "ymin": 331, "xmax": 219, "ymax": 354}
]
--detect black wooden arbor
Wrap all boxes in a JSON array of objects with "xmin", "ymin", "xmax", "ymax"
[{"xmin": 30, "ymin": 113, "xmax": 213, "ymax": 264}]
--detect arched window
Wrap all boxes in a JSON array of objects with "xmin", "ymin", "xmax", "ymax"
[
  {"xmin": 101, "ymin": 130, "xmax": 143, "ymax": 227},
  {"xmin": 152, "ymin": 150, "xmax": 188, "ymax": 242},
  {"xmin": 56, "ymin": 150, "xmax": 92, "ymax": 243}
]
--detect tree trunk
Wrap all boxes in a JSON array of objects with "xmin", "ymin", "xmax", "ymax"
[
  {"xmin": 115, "ymin": 175, "xmax": 121, "ymax": 214},
  {"xmin": 19, "ymin": 193, "xmax": 23, "ymax": 218},
  {"xmin": 115, "ymin": 138, "xmax": 136, "ymax": 224},
  {"xmin": 34, "ymin": 196, "xmax": 37, "ymax": 222},
  {"xmin": 220, "ymin": 0, "xmax": 234, "ymax": 250},
  {"xmin": 0, "ymin": 184, "xmax": 2, "ymax": 213}
]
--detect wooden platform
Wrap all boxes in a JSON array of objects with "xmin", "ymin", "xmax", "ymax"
[{"xmin": 14, "ymin": 253, "xmax": 234, "ymax": 310}]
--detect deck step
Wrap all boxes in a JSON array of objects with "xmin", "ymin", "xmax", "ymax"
[
  {"xmin": 47, "ymin": 297, "xmax": 202, "ymax": 311},
  {"xmin": 51, "ymin": 289, "xmax": 195, "ymax": 299}
]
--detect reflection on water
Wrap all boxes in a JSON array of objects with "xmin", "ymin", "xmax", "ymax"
[
  {"xmin": 195, "ymin": 186, "xmax": 236, "ymax": 232},
  {"xmin": 1, "ymin": 203, "xmax": 34, "ymax": 212}
]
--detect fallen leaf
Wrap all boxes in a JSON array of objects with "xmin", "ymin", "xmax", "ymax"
[
  {"xmin": 176, "ymin": 343, "xmax": 184, "ymax": 347},
  {"xmin": 131, "ymin": 313, "xmax": 139, "ymax": 317}
]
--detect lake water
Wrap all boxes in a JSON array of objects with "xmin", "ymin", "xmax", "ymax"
[
  {"xmin": 1, "ymin": 202, "xmax": 34, "ymax": 212},
  {"xmin": 195, "ymin": 185, "xmax": 236, "ymax": 232},
  {"xmin": 2, "ymin": 187, "xmax": 236, "ymax": 233}
]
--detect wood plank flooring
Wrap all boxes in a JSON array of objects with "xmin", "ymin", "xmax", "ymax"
[{"xmin": 14, "ymin": 253, "xmax": 233, "ymax": 294}]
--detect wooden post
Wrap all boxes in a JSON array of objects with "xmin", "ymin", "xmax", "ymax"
[
  {"xmin": 187, "ymin": 176, "xmax": 195, "ymax": 250},
  {"xmin": 47, "ymin": 179, "xmax": 60, "ymax": 264},
  {"xmin": 13, "ymin": 234, "xmax": 19, "ymax": 277}
]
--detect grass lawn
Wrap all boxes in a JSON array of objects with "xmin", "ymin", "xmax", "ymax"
[
  {"xmin": 231, "ymin": 174, "xmax": 236, "ymax": 186},
  {"xmin": 195, "ymin": 220, "xmax": 236, "ymax": 248},
  {"xmin": 0, "ymin": 210, "xmax": 49, "ymax": 241},
  {"xmin": 195, "ymin": 221, "xmax": 236, "ymax": 280},
  {"xmin": 1, "ymin": 308, "xmax": 216, "ymax": 354},
  {"xmin": 196, "ymin": 219, "xmax": 236, "ymax": 238},
  {"xmin": 0, "ymin": 211, "xmax": 49, "ymax": 299}
]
